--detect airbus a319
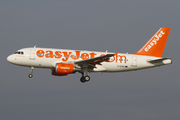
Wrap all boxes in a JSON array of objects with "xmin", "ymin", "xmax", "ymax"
[{"xmin": 7, "ymin": 28, "xmax": 172, "ymax": 83}]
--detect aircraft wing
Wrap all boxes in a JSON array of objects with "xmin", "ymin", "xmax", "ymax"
[{"xmin": 75, "ymin": 53, "xmax": 116, "ymax": 68}]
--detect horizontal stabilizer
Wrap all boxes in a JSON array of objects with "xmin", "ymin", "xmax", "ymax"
[{"xmin": 147, "ymin": 58, "xmax": 172, "ymax": 65}]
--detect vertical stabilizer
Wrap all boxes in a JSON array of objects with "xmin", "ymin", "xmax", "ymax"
[{"xmin": 133, "ymin": 28, "xmax": 171, "ymax": 57}]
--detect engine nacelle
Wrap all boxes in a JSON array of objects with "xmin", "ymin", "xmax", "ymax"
[
  {"xmin": 52, "ymin": 63, "xmax": 81, "ymax": 76},
  {"xmin": 51, "ymin": 69, "xmax": 67, "ymax": 76}
]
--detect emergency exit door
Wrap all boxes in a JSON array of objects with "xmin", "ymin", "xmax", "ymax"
[
  {"xmin": 29, "ymin": 49, "xmax": 36, "ymax": 60},
  {"xmin": 132, "ymin": 56, "xmax": 137, "ymax": 67}
]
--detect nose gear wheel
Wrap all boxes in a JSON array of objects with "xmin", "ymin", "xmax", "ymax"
[
  {"xmin": 28, "ymin": 67, "xmax": 34, "ymax": 78},
  {"xmin": 28, "ymin": 74, "xmax": 33, "ymax": 78}
]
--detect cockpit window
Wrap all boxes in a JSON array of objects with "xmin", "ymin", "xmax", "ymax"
[
  {"xmin": 15, "ymin": 51, "xmax": 19, "ymax": 54},
  {"xmin": 15, "ymin": 51, "xmax": 24, "ymax": 55}
]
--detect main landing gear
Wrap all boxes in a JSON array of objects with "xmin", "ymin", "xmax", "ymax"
[
  {"xmin": 80, "ymin": 72, "xmax": 90, "ymax": 83},
  {"xmin": 28, "ymin": 67, "xmax": 34, "ymax": 78}
]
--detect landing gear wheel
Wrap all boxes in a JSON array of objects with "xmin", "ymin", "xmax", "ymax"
[
  {"xmin": 28, "ymin": 74, "xmax": 33, "ymax": 78},
  {"xmin": 85, "ymin": 76, "xmax": 90, "ymax": 81},
  {"xmin": 80, "ymin": 72, "xmax": 90, "ymax": 83},
  {"xmin": 80, "ymin": 77, "xmax": 86, "ymax": 83},
  {"xmin": 28, "ymin": 67, "xmax": 34, "ymax": 78}
]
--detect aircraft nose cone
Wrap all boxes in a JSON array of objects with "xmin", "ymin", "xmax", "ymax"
[{"xmin": 7, "ymin": 55, "xmax": 14, "ymax": 63}]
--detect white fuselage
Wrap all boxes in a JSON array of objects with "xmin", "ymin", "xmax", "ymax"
[{"xmin": 7, "ymin": 47, "xmax": 171, "ymax": 73}]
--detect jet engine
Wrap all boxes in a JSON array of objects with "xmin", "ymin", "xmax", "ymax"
[
  {"xmin": 52, "ymin": 63, "xmax": 81, "ymax": 76},
  {"xmin": 51, "ymin": 69, "xmax": 67, "ymax": 76}
]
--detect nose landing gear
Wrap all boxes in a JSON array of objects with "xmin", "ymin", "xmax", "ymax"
[
  {"xmin": 28, "ymin": 74, "xmax": 33, "ymax": 78},
  {"xmin": 28, "ymin": 67, "xmax": 34, "ymax": 78}
]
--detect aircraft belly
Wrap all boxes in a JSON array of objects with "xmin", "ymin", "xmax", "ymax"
[{"xmin": 102, "ymin": 62, "xmax": 131, "ymax": 72}]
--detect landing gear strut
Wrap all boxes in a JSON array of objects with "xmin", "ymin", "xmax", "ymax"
[
  {"xmin": 28, "ymin": 67, "xmax": 34, "ymax": 78},
  {"xmin": 80, "ymin": 72, "xmax": 90, "ymax": 83}
]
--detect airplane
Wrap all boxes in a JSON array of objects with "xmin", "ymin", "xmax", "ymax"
[{"xmin": 7, "ymin": 27, "xmax": 172, "ymax": 83}]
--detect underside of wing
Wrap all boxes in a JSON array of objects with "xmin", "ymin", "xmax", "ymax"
[{"xmin": 75, "ymin": 53, "xmax": 116, "ymax": 70}]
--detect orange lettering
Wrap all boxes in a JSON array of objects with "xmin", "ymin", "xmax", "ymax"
[
  {"xmin": 108, "ymin": 56, "xmax": 115, "ymax": 62},
  {"xmin": 35, "ymin": 50, "xmax": 120, "ymax": 63},
  {"xmin": 100, "ymin": 54, "xmax": 115, "ymax": 62},
  {"xmin": 81, "ymin": 53, "xmax": 89, "ymax": 60},
  {"xmin": 115, "ymin": 53, "xmax": 126, "ymax": 63},
  {"xmin": 89, "ymin": 52, "xmax": 97, "ymax": 58},
  {"xmin": 71, "ymin": 51, "xmax": 80, "ymax": 60},
  {"xmin": 36, "ymin": 50, "xmax": 45, "ymax": 58},
  {"xmin": 45, "ymin": 50, "xmax": 53, "ymax": 58},
  {"xmin": 62, "ymin": 52, "xmax": 72, "ymax": 61},
  {"xmin": 55, "ymin": 51, "xmax": 61, "ymax": 59}
]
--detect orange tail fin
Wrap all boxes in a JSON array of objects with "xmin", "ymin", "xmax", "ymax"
[{"xmin": 133, "ymin": 28, "xmax": 171, "ymax": 57}]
